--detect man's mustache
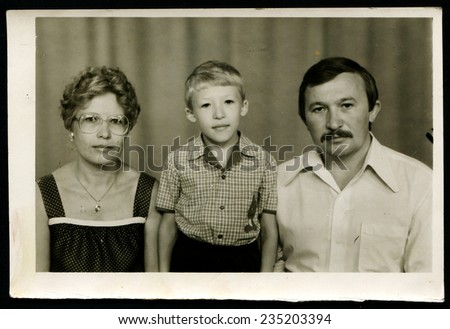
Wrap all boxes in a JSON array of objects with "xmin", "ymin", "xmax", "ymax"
[{"xmin": 320, "ymin": 129, "xmax": 353, "ymax": 142}]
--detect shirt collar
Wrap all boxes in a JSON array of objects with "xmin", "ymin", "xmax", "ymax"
[
  {"xmin": 280, "ymin": 147, "xmax": 324, "ymax": 187},
  {"xmin": 363, "ymin": 133, "xmax": 399, "ymax": 192},
  {"xmin": 187, "ymin": 132, "xmax": 257, "ymax": 161},
  {"xmin": 281, "ymin": 133, "xmax": 399, "ymax": 192}
]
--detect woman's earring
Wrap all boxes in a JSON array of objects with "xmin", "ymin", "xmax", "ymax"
[{"xmin": 70, "ymin": 132, "xmax": 74, "ymax": 142}]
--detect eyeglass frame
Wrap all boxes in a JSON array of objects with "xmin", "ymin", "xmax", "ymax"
[{"xmin": 73, "ymin": 112, "xmax": 130, "ymax": 136}]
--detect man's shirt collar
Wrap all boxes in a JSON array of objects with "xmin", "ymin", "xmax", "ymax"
[
  {"xmin": 363, "ymin": 133, "xmax": 399, "ymax": 192},
  {"xmin": 281, "ymin": 133, "xmax": 399, "ymax": 192}
]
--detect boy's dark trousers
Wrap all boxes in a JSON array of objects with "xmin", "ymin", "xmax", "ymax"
[{"xmin": 170, "ymin": 230, "xmax": 261, "ymax": 272}]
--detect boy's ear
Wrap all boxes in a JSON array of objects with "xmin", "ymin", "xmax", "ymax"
[
  {"xmin": 185, "ymin": 107, "xmax": 197, "ymax": 123},
  {"xmin": 240, "ymin": 100, "xmax": 249, "ymax": 117}
]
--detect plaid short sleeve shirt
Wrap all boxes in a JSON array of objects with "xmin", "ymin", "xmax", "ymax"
[{"xmin": 156, "ymin": 133, "xmax": 277, "ymax": 246}]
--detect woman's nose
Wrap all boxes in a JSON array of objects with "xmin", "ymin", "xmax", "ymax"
[{"xmin": 97, "ymin": 120, "xmax": 112, "ymax": 138}]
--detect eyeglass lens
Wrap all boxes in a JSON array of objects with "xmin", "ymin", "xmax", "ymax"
[{"xmin": 78, "ymin": 113, "xmax": 129, "ymax": 135}]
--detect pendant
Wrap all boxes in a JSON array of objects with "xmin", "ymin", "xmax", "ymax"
[{"xmin": 95, "ymin": 203, "xmax": 101, "ymax": 213}]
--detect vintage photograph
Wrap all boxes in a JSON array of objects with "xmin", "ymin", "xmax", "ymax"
[{"xmin": 8, "ymin": 8, "xmax": 443, "ymax": 301}]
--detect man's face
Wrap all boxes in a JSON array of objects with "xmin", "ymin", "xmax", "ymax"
[{"xmin": 304, "ymin": 72, "xmax": 380, "ymax": 161}]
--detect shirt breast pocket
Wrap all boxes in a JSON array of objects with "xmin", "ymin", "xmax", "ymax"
[{"xmin": 358, "ymin": 222, "xmax": 409, "ymax": 272}]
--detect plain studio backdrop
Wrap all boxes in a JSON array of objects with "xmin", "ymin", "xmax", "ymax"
[{"xmin": 35, "ymin": 17, "xmax": 433, "ymax": 179}]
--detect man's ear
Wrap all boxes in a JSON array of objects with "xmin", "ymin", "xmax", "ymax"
[
  {"xmin": 185, "ymin": 107, "xmax": 197, "ymax": 123},
  {"xmin": 369, "ymin": 100, "xmax": 381, "ymax": 124},
  {"xmin": 240, "ymin": 100, "xmax": 249, "ymax": 117}
]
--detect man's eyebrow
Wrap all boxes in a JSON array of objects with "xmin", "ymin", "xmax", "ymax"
[
  {"xmin": 308, "ymin": 101, "xmax": 327, "ymax": 109},
  {"xmin": 307, "ymin": 97, "xmax": 357, "ymax": 109},
  {"xmin": 339, "ymin": 97, "xmax": 357, "ymax": 102}
]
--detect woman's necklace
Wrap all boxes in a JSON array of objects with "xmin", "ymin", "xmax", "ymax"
[{"xmin": 75, "ymin": 173, "xmax": 118, "ymax": 213}]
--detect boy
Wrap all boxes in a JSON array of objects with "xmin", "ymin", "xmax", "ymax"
[{"xmin": 156, "ymin": 60, "xmax": 278, "ymax": 272}]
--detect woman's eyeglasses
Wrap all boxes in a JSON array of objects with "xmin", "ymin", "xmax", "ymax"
[{"xmin": 74, "ymin": 113, "xmax": 130, "ymax": 135}]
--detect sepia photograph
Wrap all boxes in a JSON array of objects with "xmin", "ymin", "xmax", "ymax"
[{"xmin": 8, "ymin": 8, "xmax": 443, "ymax": 301}]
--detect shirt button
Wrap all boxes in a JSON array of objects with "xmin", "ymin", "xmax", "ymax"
[
  {"xmin": 218, "ymin": 234, "xmax": 223, "ymax": 239},
  {"xmin": 221, "ymin": 174, "xmax": 226, "ymax": 179},
  {"xmin": 219, "ymin": 205, "xmax": 225, "ymax": 210}
]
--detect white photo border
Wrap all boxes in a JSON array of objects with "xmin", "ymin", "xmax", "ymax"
[{"xmin": 7, "ymin": 8, "xmax": 444, "ymax": 301}]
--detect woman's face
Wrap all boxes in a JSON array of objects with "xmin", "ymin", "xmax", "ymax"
[{"xmin": 71, "ymin": 93, "xmax": 127, "ymax": 169}]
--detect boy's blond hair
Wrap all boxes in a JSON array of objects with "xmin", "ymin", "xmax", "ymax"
[{"xmin": 184, "ymin": 60, "xmax": 246, "ymax": 110}]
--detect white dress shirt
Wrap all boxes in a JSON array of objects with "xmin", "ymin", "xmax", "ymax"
[{"xmin": 276, "ymin": 135, "xmax": 432, "ymax": 272}]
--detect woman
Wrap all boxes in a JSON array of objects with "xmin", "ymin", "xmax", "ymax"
[{"xmin": 36, "ymin": 66, "xmax": 160, "ymax": 272}]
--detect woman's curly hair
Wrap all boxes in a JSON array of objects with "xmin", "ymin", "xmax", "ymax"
[{"xmin": 60, "ymin": 66, "xmax": 141, "ymax": 131}]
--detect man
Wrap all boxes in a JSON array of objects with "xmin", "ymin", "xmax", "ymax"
[{"xmin": 276, "ymin": 57, "xmax": 432, "ymax": 272}]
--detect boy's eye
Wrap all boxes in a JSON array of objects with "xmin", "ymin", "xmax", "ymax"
[
  {"xmin": 225, "ymin": 99, "xmax": 234, "ymax": 104},
  {"xmin": 201, "ymin": 103, "xmax": 210, "ymax": 109}
]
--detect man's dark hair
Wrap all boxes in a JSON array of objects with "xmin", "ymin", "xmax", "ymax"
[{"xmin": 298, "ymin": 57, "xmax": 379, "ymax": 124}]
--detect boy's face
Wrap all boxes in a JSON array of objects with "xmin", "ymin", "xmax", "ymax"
[{"xmin": 186, "ymin": 85, "xmax": 248, "ymax": 148}]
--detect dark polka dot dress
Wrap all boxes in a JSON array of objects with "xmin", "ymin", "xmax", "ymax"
[{"xmin": 37, "ymin": 173, "xmax": 155, "ymax": 272}]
